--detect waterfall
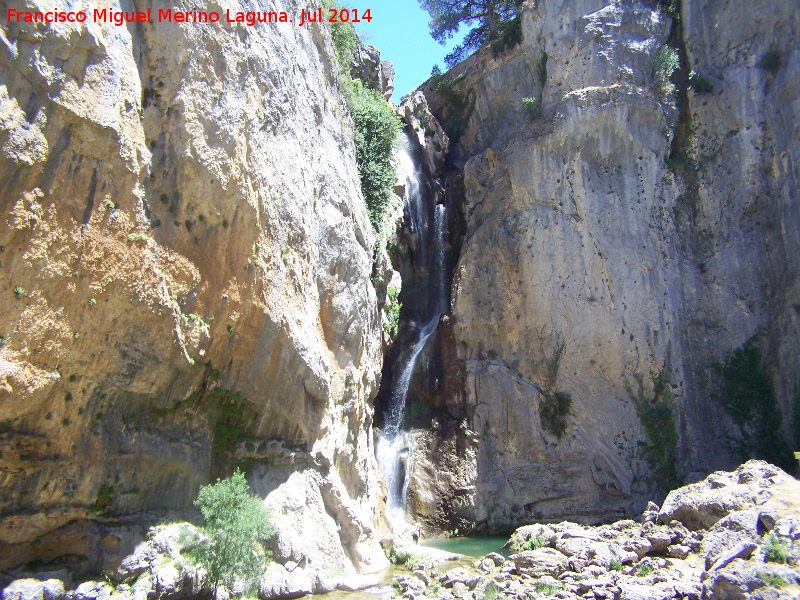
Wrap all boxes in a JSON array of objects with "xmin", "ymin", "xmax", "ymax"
[
  {"xmin": 394, "ymin": 137, "xmax": 426, "ymax": 259},
  {"xmin": 376, "ymin": 137, "xmax": 448, "ymax": 529}
]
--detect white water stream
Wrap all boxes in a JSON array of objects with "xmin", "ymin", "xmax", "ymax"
[{"xmin": 376, "ymin": 140, "xmax": 447, "ymax": 529}]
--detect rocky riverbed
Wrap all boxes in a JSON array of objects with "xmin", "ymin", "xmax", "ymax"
[
  {"xmin": 392, "ymin": 461, "xmax": 800, "ymax": 600},
  {"xmin": 2, "ymin": 461, "xmax": 799, "ymax": 600}
]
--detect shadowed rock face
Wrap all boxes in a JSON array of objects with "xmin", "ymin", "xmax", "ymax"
[
  {"xmin": 0, "ymin": 0, "xmax": 386, "ymax": 575},
  {"xmin": 409, "ymin": 0, "xmax": 799, "ymax": 532}
]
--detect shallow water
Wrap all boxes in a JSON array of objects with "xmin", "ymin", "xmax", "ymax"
[
  {"xmin": 418, "ymin": 536, "xmax": 510, "ymax": 560},
  {"xmin": 323, "ymin": 537, "xmax": 510, "ymax": 600}
]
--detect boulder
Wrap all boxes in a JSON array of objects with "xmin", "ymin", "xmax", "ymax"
[
  {"xmin": 708, "ymin": 541, "xmax": 758, "ymax": 572},
  {"xmin": 2, "ymin": 579, "xmax": 65, "ymax": 600},
  {"xmin": 644, "ymin": 529, "xmax": 674, "ymax": 553},
  {"xmin": 667, "ymin": 545, "xmax": 691, "ymax": 559},
  {"xmin": 619, "ymin": 582, "xmax": 672, "ymax": 600},
  {"xmin": 258, "ymin": 563, "xmax": 312, "ymax": 600},
  {"xmin": 511, "ymin": 548, "xmax": 570, "ymax": 575},
  {"xmin": 658, "ymin": 461, "xmax": 796, "ymax": 530}
]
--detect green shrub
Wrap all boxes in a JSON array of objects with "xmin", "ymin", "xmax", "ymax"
[
  {"xmin": 384, "ymin": 286, "xmax": 401, "ymax": 337},
  {"xmin": 190, "ymin": 469, "xmax": 274, "ymax": 593},
  {"xmin": 491, "ymin": 17, "xmax": 522, "ymax": 58},
  {"xmin": 714, "ymin": 337, "xmax": 794, "ymax": 470},
  {"xmin": 626, "ymin": 368, "xmax": 679, "ymax": 488},
  {"xmin": 608, "ymin": 559, "xmax": 623, "ymax": 571},
  {"xmin": 758, "ymin": 51, "xmax": 781, "ymax": 74},
  {"xmin": 323, "ymin": 0, "xmax": 359, "ymax": 73},
  {"xmin": 537, "ymin": 50, "xmax": 549, "ymax": 88},
  {"xmin": 348, "ymin": 80, "xmax": 403, "ymax": 232},
  {"xmin": 522, "ymin": 536, "xmax": 545, "ymax": 551},
  {"xmin": 653, "ymin": 46, "xmax": 680, "ymax": 97},
  {"xmin": 540, "ymin": 391, "xmax": 571, "ymax": 438},
  {"xmin": 688, "ymin": 71, "xmax": 714, "ymax": 94},
  {"xmin": 522, "ymin": 97, "xmax": 542, "ymax": 118},
  {"xmin": 12, "ymin": 286, "xmax": 27, "ymax": 298},
  {"xmin": 759, "ymin": 571, "xmax": 786, "ymax": 587},
  {"xmin": 763, "ymin": 534, "xmax": 789, "ymax": 564},
  {"xmin": 635, "ymin": 560, "xmax": 653, "ymax": 577}
]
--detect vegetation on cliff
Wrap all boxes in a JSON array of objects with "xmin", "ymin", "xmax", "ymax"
[
  {"xmin": 326, "ymin": 3, "xmax": 402, "ymax": 233},
  {"xmin": 713, "ymin": 337, "xmax": 795, "ymax": 471},
  {"xmin": 421, "ymin": 0, "xmax": 524, "ymax": 66}
]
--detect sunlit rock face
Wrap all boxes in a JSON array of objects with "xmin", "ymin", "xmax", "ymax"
[
  {"xmin": 410, "ymin": 0, "xmax": 799, "ymax": 532},
  {"xmin": 0, "ymin": 0, "xmax": 387, "ymax": 576}
]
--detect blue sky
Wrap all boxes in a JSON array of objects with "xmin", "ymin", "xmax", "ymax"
[{"xmin": 353, "ymin": 1, "xmax": 467, "ymax": 100}]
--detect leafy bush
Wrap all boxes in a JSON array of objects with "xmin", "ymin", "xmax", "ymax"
[
  {"xmin": 626, "ymin": 368, "xmax": 679, "ymax": 488},
  {"xmin": 384, "ymin": 286, "xmax": 402, "ymax": 337},
  {"xmin": 191, "ymin": 470, "xmax": 274, "ymax": 592},
  {"xmin": 653, "ymin": 46, "xmax": 680, "ymax": 97},
  {"xmin": 763, "ymin": 534, "xmax": 789, "ymax": 564},
  {"xmin": 323, "ymin": 0, "xmax": 359, "ymax": 73},
  {"xmin": 12, "ymin": 286, "xmax": 27, "ymax": 298},
  {"xmin": 608, "ymin": 559, "xmax": 623, "ymax": 571},
  {"xmin": 759, "ymin": 572, "xmax": 786, "ymax": 587},
  {"xmin": 714, "ymin": 337, "xmax": 794, "ymax": 470},
  {"xmin": 522, "ymin": 97, "xmax": 541, "ymax": 118},
  {"xmin": 758, "ymin": 51, "xmax": 781, "ymax": 74},
  {"xmin": 540, "ymin": 391, "xmax": 571, "ymax": 438},
  {"xmin": 635, "ymin": 560, "xmax": 653, "ymax": 577},
  {"xmin": 348, "ymin": 80, "xmax": 403, "ymax": 232},
  {"xmin": 688, "ymin": 71, "xmax": 714, "ymax": 94},
  {"xmin": 537, "ymin": 50, "xmax": 549, "ymax": 87},
  {"xmin": 521, "ymin": 536, "xmax": 545, "ymax": 551},
  {"xmin": 491, "ymin": 16, "xmax": 522, "ymax": 58}
]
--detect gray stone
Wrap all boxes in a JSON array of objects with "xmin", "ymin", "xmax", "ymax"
[
  {"xmin": 667, "ymin": 545, "xmax": 691, "ymax": 559},
  {"xmin": 708, "ymin": 541, "xmax": 758, "ymax": 572},
  {"xmin": 2, "ymin": 580, "xmax": 65, "ymax": 600},
  {"xmin": 618, "ymin": 583, "xmax": 671, "ymax": 600},
  {"xmin": 512, "ymin": 548, "xmax": 570, "ymax": 575},
  {"xmin": 258, "ymin": 563, "xmax": 312, "ymax": 600}
]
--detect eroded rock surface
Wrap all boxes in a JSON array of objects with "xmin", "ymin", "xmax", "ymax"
[
  {"xmin": 409, "ymin": 0, "xmax": 800, "ymax": 531},
  {"xmin": 0, "ymin": 0, "xmax": 386, "ymax": 576}
]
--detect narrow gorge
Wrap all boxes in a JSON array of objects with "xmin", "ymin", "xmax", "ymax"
[{"xmin": 1, "ymin": 0, "xmax": 798, "ymax": 598}]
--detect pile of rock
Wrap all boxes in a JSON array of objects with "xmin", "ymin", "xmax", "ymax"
[
  {"xmin": 2, "ymin": 461, "xmax": 798, "ymax": 600},
  {"xmin": 389, "ymin": 461, "xmax": 799, "ymax": 600}
]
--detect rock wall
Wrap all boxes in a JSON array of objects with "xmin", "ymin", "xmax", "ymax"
[
  {"xmin": 0, "ymin": 0, "xmax": 387, "ymax": 576},
  {"xmin": 409, "ymin": 0, "xmax": 799, "ymax": 533}
]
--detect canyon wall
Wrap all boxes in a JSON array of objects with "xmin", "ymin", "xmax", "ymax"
[
  {"xmin": 407, "ymin": 0, "xmax": 799, "ymax": 533},
  {"xmin": 0, "ymin": 0, "xmax": 387, "ymax": 577}
]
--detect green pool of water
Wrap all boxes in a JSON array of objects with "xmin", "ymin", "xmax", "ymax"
[{"xmin": 418, "ymin": 536, "xmax": 510, "ymax": 559}]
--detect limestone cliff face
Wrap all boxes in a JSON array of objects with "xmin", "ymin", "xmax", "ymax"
[
  {"xmin": 0, "ymin": 0, "xmax": 387, "ymax": 576},
  {"xmin": 408, "ymin": 0, "xmax": 799, "ymax": 532}
]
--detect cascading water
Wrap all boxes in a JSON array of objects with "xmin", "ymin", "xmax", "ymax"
[{"xmin": 376, "ymin": 135, "xmax": 448, "ymax": 529}]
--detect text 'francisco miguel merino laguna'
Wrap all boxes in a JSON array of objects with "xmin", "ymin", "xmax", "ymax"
[{"xmin": 6, "ymin": 7, "xmax": 374, "ymax": 27}]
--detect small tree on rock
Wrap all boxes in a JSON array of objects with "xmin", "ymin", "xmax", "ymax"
[{"xmin": 192, "ymin": 469, "xmax": 273, "ymax": 595}]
